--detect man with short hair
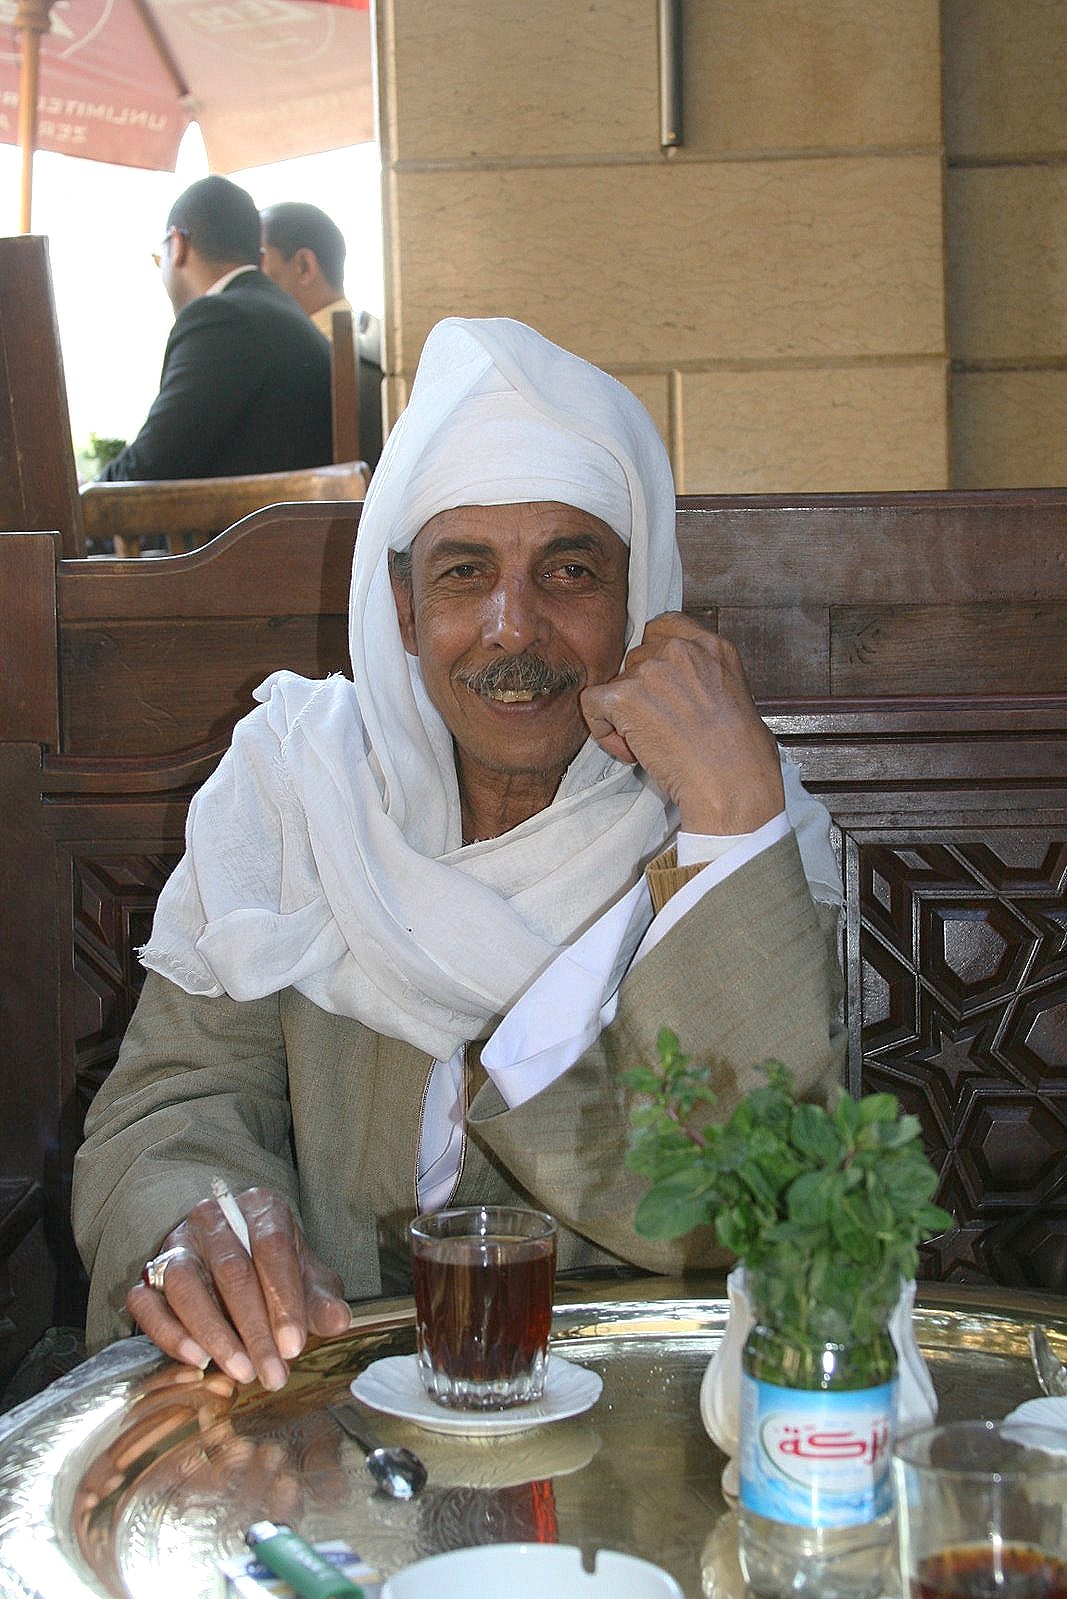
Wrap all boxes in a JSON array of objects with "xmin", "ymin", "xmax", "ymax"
[
  {"xmin": 260, "ymin": 201, "xmax": 384, "ymax": 469},
  {"xmin": 259, "ymin": 201, "xmax": 350, "ymax": 338},
  {"xmin": 98, "ymin": 176, "xmax": 332, "ymax": 483},
  {"xmin": 73, "ymin": 317, "xmax": 844, "ymax": 1388}
]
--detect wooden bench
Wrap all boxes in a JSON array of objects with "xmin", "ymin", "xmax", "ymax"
[{"xmin": 2, "ymin": 490, "xmax": 1066, "ymax": 1385}]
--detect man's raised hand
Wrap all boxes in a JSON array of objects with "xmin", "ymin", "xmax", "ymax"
[{"xmin": 580, "ymin": 613, "xmax": 785, "ymax": 836}]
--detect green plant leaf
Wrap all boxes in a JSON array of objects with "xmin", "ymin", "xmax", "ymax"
[
  {"xmin": 634, "ymin": 1184, "xmax": 712, "ymax": 1240},
  {"xmin": 623, "ymin": 1068, "xmax": 664, "ymax": 1096},
  {"xmin": 785, "ymin": 1169, "xmax": 835, "ymax": 1228},
  {"xmin": 856, "ymin": 1093, "xmax": 901, "ymax": 1126},
  {"xmin": 790, "ymin": 1102, "xmax": 844, "ymax": 1164}
]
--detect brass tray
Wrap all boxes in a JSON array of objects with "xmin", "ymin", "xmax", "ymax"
[{"xmin": 0, "ymin": 1276, "xmax": 1064, "ymax": 1599}]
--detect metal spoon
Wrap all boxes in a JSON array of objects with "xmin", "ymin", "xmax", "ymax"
[
  {"xmin": 328, "ymin": 1401, "xmax": 428, "ymax": 1499},
  {"xmin": 1029, "ymin": 1327, "xmax": 1067, "ymax": 1398}
]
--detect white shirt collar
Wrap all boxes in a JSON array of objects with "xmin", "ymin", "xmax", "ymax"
[{"xmin": 206, "ymin": 263, "xmax": 260, "ymax": 296}]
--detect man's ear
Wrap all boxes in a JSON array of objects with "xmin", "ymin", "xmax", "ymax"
[
  {"xmin": 294, "ymin": 247, "xmax": 320, "ymax": 288},
  {"xmin": 390, "ymin": 563, "xmax": 419, "ymax": 655}
]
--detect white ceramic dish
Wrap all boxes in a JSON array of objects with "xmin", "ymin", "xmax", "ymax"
[
  {"xmin": 381, "ymin": 1542, "xmax": 684, "ymax": 1598},
  {"xmin": 349, "ymin": 1351, "xmax": 602, "ymax": 1435}
]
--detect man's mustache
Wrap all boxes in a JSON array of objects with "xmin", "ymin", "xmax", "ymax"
[{"xmin": 458, "ymin": 654, "xmax": 581, "ymax": 696}]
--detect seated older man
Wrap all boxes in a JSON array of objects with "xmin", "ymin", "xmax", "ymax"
[{"xmin": 72, "ymin": 317, "xmax": 844, "ymax": 1391}]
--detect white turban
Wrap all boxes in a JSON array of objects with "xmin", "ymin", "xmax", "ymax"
[{"xmin": 396, "ymin": 385, "xmax": 634, "ymax": 550}]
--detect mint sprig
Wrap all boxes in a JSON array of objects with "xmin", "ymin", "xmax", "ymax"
[{"xmin": 626, "ymin": 1030, "xmax": 952, "ymax": 1345}]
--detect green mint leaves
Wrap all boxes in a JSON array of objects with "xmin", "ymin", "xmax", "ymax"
[{"xmin": 626, "ymin": 1030, "xmax": 952, "ymax": 1342}]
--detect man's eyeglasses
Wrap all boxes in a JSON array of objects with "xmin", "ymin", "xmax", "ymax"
[{"xmin": 151, "ymin": 225, "xmax": 190, "ymax": 268}]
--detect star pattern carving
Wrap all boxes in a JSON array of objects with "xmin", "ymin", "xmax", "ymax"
[
  {"xmin": 846, "ymin": 833, "xmax": 1067, "ymax": 1293},
  {"xmin": 72, "ymin": 852, "xmax": 181, "ymax": 1113}
]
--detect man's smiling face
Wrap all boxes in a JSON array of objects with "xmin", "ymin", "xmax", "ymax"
[{"xmin": 391, "ymin": 500, "xmax": 629, "ymax": 828}]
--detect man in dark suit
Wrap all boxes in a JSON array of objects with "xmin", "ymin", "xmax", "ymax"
[{"xmin": 98, "ymin": 176, "xmax": 333, "ymax": 482}]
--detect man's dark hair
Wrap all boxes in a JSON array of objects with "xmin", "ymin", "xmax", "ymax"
[
  {"xmin": 260, "ymin": 201, "xmax": 347, "ymax": 295},
  {"xmin": 168, "ymin": 175, "xmax": 261, "ymax": 267}
]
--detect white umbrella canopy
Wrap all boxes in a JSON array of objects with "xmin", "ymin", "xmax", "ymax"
[{"xmin": 1, "ymin": 0, "xmax": 374, "ymax": 229}]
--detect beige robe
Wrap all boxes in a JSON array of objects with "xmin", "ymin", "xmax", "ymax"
[{"xmin": 73, "ymin": 834, "xmax": 844, "ymax": 1349}]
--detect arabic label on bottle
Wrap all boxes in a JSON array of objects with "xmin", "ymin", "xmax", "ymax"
[{"xmin": 738, "ymin": 1373, "xmax": 898, "ymax": 1529}]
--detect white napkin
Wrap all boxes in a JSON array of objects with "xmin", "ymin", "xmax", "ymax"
[
  {"xmin": 700, "ymin": 1266, "xmax": 938, "ymax": 1498},
  {"xmin": 1002, "ymin": 1396, "xmax": 1067, "ymax": 1452}
]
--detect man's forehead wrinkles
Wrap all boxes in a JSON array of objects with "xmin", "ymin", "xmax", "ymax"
[
  {"xmin": 541, "ymin": 532, "xmax": 614, "ymax": 557},
  {"xmin": 423, "ymin": 537, "xmax": 494, "ymax": 562},
  {"xmin": 420, "ymin": 530, "xmax": 617, "ymax": 564}
]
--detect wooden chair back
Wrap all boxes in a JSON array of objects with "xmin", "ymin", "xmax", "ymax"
[
  {"xmin": 80, "ymin": 461, "xmax": 369, "ymax": 559},
  {"xmin": 0, "ymin": 235, "xmax": 85, "ymax": 559},
  {"xmin": 330, "ymin": 307, "xmax": 384, "ymax": 473},
  {"xmin": 2, "ymin": 489, "xmax": 1066, "ymax": 1387},
  {"xmin": 677, "ymin": 490, "xmax": 1067, "ymax": 698}
]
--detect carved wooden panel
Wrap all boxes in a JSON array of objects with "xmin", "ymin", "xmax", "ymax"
[
  {"xmin": 0, "ymin": 237, "xmax": 84, "ymax": 557},
  {"xmin": 0, "ymin": 1180, "xmax": 44, "ymax": 1369},
  {"xmin": 71, "ymin": 853, "xmax": 181, "ymax": 1117},
  {"xmin": 844, "ymin": 829, "xmax": 1067, "ymax": 1294},
  {"xmin": 831, "ymin": 603, "xmax": 1067, "ymax": 697},
  {"xmin": 0, "ymin": 741, "xmax": 221, "ymax": 1354}
]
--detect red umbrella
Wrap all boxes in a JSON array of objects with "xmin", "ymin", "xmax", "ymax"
[{"xmin": 2, "ymin": 0, "xmax": 373, "ymax": 230}]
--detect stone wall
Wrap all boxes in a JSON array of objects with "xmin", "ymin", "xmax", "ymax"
[
  {"xmin": 376, "ymin": 1, "xmax": 1066, "ymax": 490},
  {"xmin": 945, "ymin": 0, "xmax": 1067, "ymax": 487}
]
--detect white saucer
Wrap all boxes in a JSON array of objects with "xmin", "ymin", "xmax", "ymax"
[{"xmin": 350, "ymin": 1352, "xmax": 603, "ymax": 1436}]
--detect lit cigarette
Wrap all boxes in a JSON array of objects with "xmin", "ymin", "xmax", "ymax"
[{"xmin": 210, "ymin": 1176, "xmax": 252, "ymax": 1254}]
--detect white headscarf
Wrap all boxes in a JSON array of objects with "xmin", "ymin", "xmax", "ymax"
[{"xmin": 140, "ymin": 318, "xmax": 686, "ymax": 1057}]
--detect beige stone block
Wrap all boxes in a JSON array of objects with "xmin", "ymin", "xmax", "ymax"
[
  {"xmin": 390, "ymin": 156, "xmax": 945, "ymax": 374},
  {"xmin": 679, "ymin": 363, "xmax": 949, "ymax": 493},
  {"xmin": 944, "ymin": 0, "xmax": 1067, "ymax": 160},
  {"xmin": 953, "ymin": 371, "xmax": 1067, "ymax": 488},
  {"xmin": 381, "ymin": 0, "xmax": 659, "ymax": 163},
  {"xmin": 689, "ymin": 0, "xmax": 941, "ymax": 153},
  {"xmin": 381, "ymin": 0, "xmax": 941, "ymax": 165},
  {"xmin": 609, "ymin": 370, "xmax": 671, "ymax": 455},
  {"xmin": 948, "ymin": 168, "xmax": 1067, "ymax": 362}
]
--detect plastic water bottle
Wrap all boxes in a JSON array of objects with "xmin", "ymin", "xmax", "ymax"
[{"xmin": 736, "ymin": 1275, "xmax": 898, "ymax": 1599}]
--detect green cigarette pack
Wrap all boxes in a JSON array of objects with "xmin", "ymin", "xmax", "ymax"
[{"xmin": 220, "ymin": 1539, "xmax": 383, "ymax": 1599}]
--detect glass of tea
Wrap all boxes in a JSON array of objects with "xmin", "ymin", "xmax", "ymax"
[
  {"xmin": 892, "ymin": 1419, "xmax": 1067, "ymax": 1599},
  {"xmin": 409, "ymin": 1205, "xmax": 557, "ymax": 1410}
]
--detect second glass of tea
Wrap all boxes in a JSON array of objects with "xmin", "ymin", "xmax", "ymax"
[
  {"xmin": 409, "ymin": 1205, "xmax": 557, "ymax": 1410},
  {"xmin": 892, "ymin": 1419, "xmax": 1067, "ymax": 1599}
]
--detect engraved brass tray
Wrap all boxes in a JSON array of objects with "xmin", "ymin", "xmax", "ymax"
[{"xmin": 1, "ymin": 1276, "xmax": 1065, "ymax": 1599}]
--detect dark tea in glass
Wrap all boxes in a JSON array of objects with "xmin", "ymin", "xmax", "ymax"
[
  {"xmin": 894, "ymin": 1422, "xmax": 1067, "ymax": 1599},
  {"xmin": 915, "ymin": 1543, "xmax": 1067, "ymax": 1599},
  {"xmin": 410, "ymin": 1205, "xmax": 557, "ymax": 1409}
]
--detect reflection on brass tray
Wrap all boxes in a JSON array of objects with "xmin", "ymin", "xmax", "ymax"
[
  {"xmin": 327, "ymin": 1401, "xmax": 428, "ymax": 1498},
  {"xmin": 0, "ymin": 1278, "xmax": 1064, "ymax": 1599}
]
